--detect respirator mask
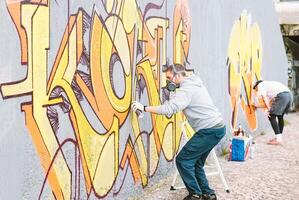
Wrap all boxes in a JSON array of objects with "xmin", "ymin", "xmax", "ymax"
[
  {"xmin": 166, "ymin": 75, "xmax": 179, "ymax": 92},
  {"xmin": 163, "ymin": 62, "xmax": 185, "ymax": 92}
]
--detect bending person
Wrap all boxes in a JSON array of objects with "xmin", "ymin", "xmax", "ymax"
[
  {"xmin": 132, "ymin": 64, "xmax": 225, "ymax": 200},
  {"xmin": 253, "ymin": 80, "xmax": 292, "ymax": 145}
]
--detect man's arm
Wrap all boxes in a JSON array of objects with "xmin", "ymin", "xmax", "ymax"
[
  {"xmin": 262, "ymin": 95, "xmax": 271, "ymax": 110},
  {"xmin": 144, "ymin": 106, "xmax": 160, "ymax": 114},
  {"xmin": 152, "ymin": 88, "xmax": 192, "ymax": 115},
  {"xmin": 253, "ymin": 95, "xmax": 270, "ymax": 110},
  {"xmin": 132, "ymin": 88, "xmax": 192, "ymax": 115},
  {"xmin": 252, "ymin": 95, "xmax": 271, "ymax": 117}
]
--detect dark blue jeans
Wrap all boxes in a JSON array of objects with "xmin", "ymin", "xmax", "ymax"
[{"xmin": 176, "ymin": 126, "xmax": 226, "ymax": 195}]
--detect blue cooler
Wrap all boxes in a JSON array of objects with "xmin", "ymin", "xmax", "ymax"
[{"xmin": 231, "ymin": 136, "xmax": 252, "ymax": 161}]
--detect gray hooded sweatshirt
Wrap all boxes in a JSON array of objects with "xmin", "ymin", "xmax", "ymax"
[{"xmin": 156, "ymin": 74, "xmax": 224, "ymax": 132}]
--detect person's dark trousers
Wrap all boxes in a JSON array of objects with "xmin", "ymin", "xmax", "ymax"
[
  {"xmin": 268, "ymin": 91, "xmax": 292, "ymax": 135},
  {"xmin": 268, "ymin": 114, "xmax": 284, "ymax": 134},
  {"xmin": 278, "ymin": 115, "xmax": 284, "ymax": 133},
  {"xmin": 176, "ymin": 126, "xmax": 226, "ymax": 195}
]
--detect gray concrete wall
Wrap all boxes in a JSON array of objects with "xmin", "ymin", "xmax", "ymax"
[{"xmin": 0, "ymin": 0, "xmax": 288, "ymax": 199}]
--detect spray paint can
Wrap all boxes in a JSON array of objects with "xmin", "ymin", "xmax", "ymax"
[{"xmin": 135, "ymin": 109, "xmax": 144, "ymax": 118}]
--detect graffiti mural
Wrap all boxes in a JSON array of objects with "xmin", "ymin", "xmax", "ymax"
[
  {"xmin": 227, "ymin": 10, "xmax": 263, "ymax": 131},
  {"xmin": 1, "ymin": 0, "xmax": 192, "ymax": 199}
]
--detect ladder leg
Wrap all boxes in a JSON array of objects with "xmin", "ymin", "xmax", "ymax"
[
  {"xmin": 170, "ymin": 170, "xmax": 179, "ymax": 190},
  {"xmin": 211, "ymin": 149, "xmax": 230, "ymax": 193}
]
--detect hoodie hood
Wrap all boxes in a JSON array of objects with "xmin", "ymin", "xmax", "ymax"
[
  {"xmin": 155, "ymin": 73, "xmax": 223, "ymax": 131},
  {"xmin": 181, "ymin": 74, "xmax": 203, "ymax": 88}
]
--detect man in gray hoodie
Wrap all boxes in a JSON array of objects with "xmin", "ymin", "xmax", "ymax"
[{"xmin": 132, "ymin": 64, "xmax": 225, "ymax": 200}]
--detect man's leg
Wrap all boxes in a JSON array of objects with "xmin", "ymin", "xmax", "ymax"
[
  {"xmin": 268, "ymin": 114, "xmax": 282, "ymax": 144},
  {"xmin": 176, "ymin": 126, "xmax": 225, "ymax": 195},
  {"xmin": 268, "ymin": 92, "xmax": 291, "ymax": 144},
  {"xmin": 176, "ymin": 134, "xmax": 205, "ymax": 195},
  {"xmin": 278, "ymin": 115, "xmax": 284, "ymax": 133},
  {"xmin": 268, "ymin": 114, "xmax": 280, "ymax": 135},
  {"xmin": 195, "ymin": 127, "xmax": 225, "ymax": 196},
  {"xmin": 275, "ymin": 92, "xmax": 292, "ymax": 141},
  {"xmin": 194, "ymin": 149, "xmax": 214, "ymax": 195}
]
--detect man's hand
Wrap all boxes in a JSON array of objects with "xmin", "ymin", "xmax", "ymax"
[
  {"xmin": 265, "ymin": 110, "xmax": 271, "ymax": 118},
  {"xmin": 132, "ymin": 101, "xmax": 145, "ymax": 112}
]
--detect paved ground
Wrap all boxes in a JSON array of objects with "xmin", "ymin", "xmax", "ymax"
[{"xmin": 139, "ymin": 112, "xmax": 299, "ymax": 200}]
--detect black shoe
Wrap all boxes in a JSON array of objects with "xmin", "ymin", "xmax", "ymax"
[
  {"xmin": 202, "ymin": 193, "xmax": 217, "ymax": 200},
  {"xmin": 183, "ymin": 193, "xmax": 203, "ymax": 200}
]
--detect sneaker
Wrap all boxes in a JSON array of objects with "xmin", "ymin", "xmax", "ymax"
[
  {"xmin": 183, "ymin": 193, "xmax": 203, "ymax": 200},
  {"xmin": 267, "ymin": 138, "xmax": 282, "ymax": 145},
  {"xmin": 202, "ymin": 193, "xmax": 217, "ymax": 200}
]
